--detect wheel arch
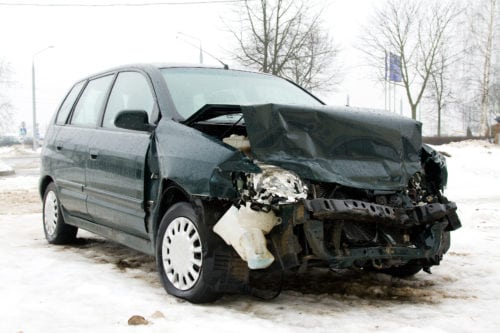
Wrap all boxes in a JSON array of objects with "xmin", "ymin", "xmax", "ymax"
[
  {"xmin": 153, "ymin": 179, "xmax": 193, "ymax": 245},
  {"xmin": 151, "ymin": 178, "xmax": 230, "ymax": 251},
  {"xmin": 39, "ymin": 175, "xmax": 55, "ymax": 200}
]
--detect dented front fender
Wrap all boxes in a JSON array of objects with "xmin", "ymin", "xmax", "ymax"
[{"xmin": 154, "ymin": 119, "xmax": 258, "ymax": 198}]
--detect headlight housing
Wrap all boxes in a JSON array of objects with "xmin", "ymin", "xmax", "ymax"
[{"xmin": 241, "ymin": 163, "xmax": 308, "ymax": 206}]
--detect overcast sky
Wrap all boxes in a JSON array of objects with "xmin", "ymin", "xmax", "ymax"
[{"xmin": 0, "ymin": 0, "xmax": 405, "ymax": 135}]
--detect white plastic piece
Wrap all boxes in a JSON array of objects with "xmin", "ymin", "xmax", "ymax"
[{"xmin": 213, "ymin": 204, "xmax": 279, "ymax": 269}]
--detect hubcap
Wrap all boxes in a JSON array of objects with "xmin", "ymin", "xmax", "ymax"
[
  {"xmin": 162, "ymin": 217, "xmax": 203, "ymax": 291},
  {"xmin": 44, "ymin": 191, "xmax": 58, "ymax": 236}
]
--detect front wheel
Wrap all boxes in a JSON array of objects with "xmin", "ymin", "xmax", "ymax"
[
  {"xmin": 43, "ymin": 182, "xmax": 78, "ymax": 244},
  {"xmin": 156, "ymin": 202, "xmax": 222, "ymax": 303}
]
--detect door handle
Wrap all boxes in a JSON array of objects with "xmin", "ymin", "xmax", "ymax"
[{"xmin": 89, "ymin": 150, "xmax": 99, "ymax": 160}]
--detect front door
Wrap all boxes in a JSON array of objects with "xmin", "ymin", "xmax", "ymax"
[{"xmin": 85, "ymin": 71, "xmax": 158, "ymax": 238}]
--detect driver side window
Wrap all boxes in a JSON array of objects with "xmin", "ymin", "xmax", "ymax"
[{"xmin": 102, "ymin": 72, "xmax": 155, "ymax": 128}]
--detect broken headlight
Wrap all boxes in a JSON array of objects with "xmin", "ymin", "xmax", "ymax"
[{"xmin": 241, "ymin": 163, "xmax": 308, "ymax": 206}]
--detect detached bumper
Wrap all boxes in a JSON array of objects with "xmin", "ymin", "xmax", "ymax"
[
  {"xmin": 301, "ymin": 218, "xmax": 450, "ymax": 269},
  {"xmin": 290, "ymin": 198, "xmax": 460, "ymax": 269},
  {"xmin": 303, "ymin": 198, "xmax": 461, "ymax": 231}
]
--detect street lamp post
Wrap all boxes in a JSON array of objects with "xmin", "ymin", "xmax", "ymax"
[{"xmin": 32, "ymin": 45, "xmax": 54, "ymax": 151}]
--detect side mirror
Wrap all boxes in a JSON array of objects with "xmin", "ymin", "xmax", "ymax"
[{"xmin": 114, "ymin": 110, "xmax": 155, "ymax": 132}]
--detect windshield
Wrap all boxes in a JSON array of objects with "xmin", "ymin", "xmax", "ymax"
[{"xmin": 160, "ymin": 68, "xmax": 322, "ymax": 119}]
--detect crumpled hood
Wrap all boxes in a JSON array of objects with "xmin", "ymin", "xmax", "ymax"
[{"xmin": 241, "ymin": 104, "xmax": 422, "ymax": 191}]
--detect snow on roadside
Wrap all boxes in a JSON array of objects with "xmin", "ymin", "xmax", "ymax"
[
  {"xmin": 0, "ymin": 159, "xmax": 14, "ymax": 175},
  {"xmin": 0, "ymin": 144, "xmax": 41, "ymax": 157},
  {"xmin": 0, "ymin": 140, "xmax": 499, "ymax": 332},
  {"xmin": 0, "ymin": 144, "xmax": 40, "ymax": 187},
  {"xmin": 0, "ymin": 175, "xmax": 39, "ymax": 192},
  {"xmin": 0, "ymin": 146, "xmax": 15, "ymax": 155}
]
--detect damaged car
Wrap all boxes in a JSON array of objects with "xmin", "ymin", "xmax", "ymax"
[{"xmin": 40, "ymin": 64, "xmax": 461, "ymax": 303}]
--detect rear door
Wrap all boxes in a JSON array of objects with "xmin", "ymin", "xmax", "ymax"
[
  {"xmin": 86, "ymin": 71, "xmax": 158, "ymax": 238},
  {"xmin": 52, "ymin": 75, "xmax": 114, "ymax": 219}
]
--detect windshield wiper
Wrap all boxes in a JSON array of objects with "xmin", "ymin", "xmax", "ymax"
[{"xmin": 221, "ymin": 114, "xmax": 245, "ymax": 138}]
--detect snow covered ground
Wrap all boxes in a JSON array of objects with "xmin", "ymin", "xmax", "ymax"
[{"xmin": 0, "ymin": 141, "xmax": 499, "ymax": 333}]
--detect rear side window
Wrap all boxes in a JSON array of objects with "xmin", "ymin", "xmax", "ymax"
[
  {"xmin": 70, "ymin": 75, "xmax": 114, "ymax": 127},
  {"xmin": 102, "ymin": 72, "xmax": 155, "ymax": 128},
  {"xmin": 56, "ymin": 81, "xmax": 85, "ymax": 125}
]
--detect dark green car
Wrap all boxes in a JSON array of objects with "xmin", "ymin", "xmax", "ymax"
[{"xmin": 40, "ymin": 64, "xmax": 461, "ymax": 303}]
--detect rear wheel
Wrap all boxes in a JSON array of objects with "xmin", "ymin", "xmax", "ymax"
[
  {"xmin": 43, "ymin": 182, "xmax": 78, "ymax": 244},
  {"xmin": 156, "ymin": 202, "xmax": 222, "ymax": 303}
]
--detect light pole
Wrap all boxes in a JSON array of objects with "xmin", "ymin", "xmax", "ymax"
[
  {"xmin": 32, "ymin": 45, "xmax": 54, "ymax": 151},
  {"xmin": 177, "ymin": 32, "xmax": 203, "ymax": 64}
]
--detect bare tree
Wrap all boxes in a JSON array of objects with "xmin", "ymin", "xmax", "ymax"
[
  {"xmin": 427, "ymin": 54, "xmax": 449, "ymax": 136},
  {"xmin": 226, "ymin": 0, "xmax": 340, "ymax": 91},
  {"xmin": 473, "ymin": 0, "xmax": 498, "ymax": 135},
  {"xmin": 454, "ymin": 0, "xmax": 499, "ymax": 135},
  {"xmin": 0, "ymin": 60, "xmax": 14, "ymax": 135},
  {"xmin": 450, "ymin": 6, "xmax": 481, "ymax": 135},
  {"xmin": 361, "ymin": 0, "xmax": 460, "ymax": 120},
  {"xmin": 425, "ymin": 20, "xmax": 467, "ymax": 137},
  {"xmin": 284, "ymin": 25, "xmax": 340, "ymax": 90}
]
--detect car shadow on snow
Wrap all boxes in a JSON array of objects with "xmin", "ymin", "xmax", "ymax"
[
  {"xmin": 247, "ymin": 268, "xmax": 458, "ymax": 304},
  {"xmin": 61, "ymin": 234, "xmax": 161, "ymax": 288},
  {"xmin": 62, "ymin": 234, "xmax": 465, "ymax": 305}
]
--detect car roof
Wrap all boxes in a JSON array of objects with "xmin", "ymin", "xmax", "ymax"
[{"xmin": 79, "ymin": 63, "xmax": 273, "ymax": 82}]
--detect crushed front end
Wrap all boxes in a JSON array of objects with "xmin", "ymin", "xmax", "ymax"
[
  {"xmin": 291, "ymin": 174, "xmax": 460, "ymax": 273},
  {"xmin": 211, "ymin": 105, "xmax": 461, "ymax": 276},
  {"xmin": 213, "ymin": 157, "xmax": 460, "ymax": 276}
]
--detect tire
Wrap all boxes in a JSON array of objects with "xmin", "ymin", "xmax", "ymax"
[
  {"xmin": 156, "ymin": 202, "xmax": 222, "ymax": 303},
  {"xmin": 43, "ymin": 182, "xmax": 78, "ymax": 244},
  {"xmin": 373, "ymin": 262, "xmax": 423, "ymax": 278}
]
